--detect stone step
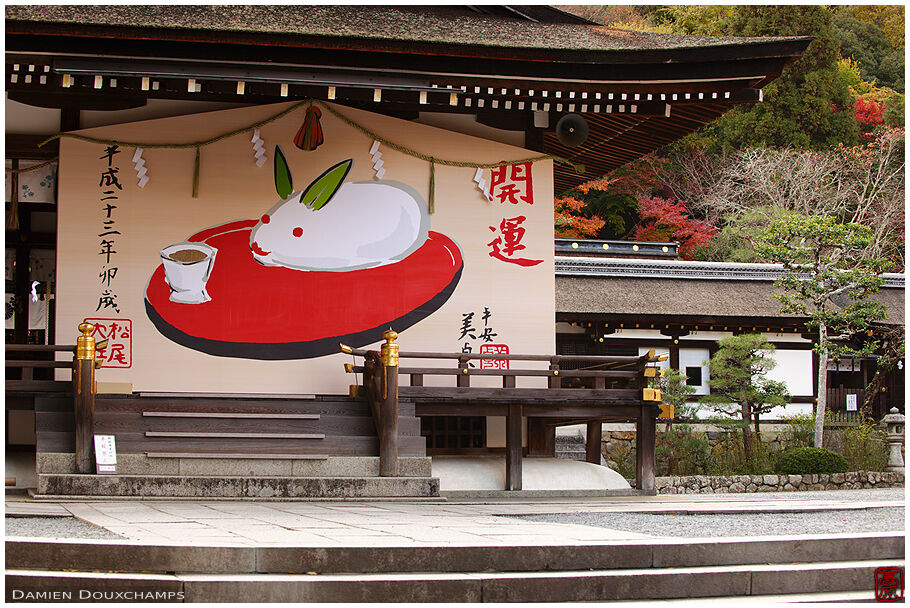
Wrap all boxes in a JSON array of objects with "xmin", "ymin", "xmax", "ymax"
[
  {"xmin": 39, "ymin": 453, "xmax": 433, "ymax": 478},
  {"xmin": 543, "ymin": 590, "xmax": 879, "ymax": 604},
  {"xmin": 7, "ymin": 533, "xmax": 904, "ymax": 575},
  {"xmin": 6, "ymin": 560, "xmax": 902, "ymax": 602},
  {"xmin": 35, "ymin": 474, "xmax": 440, "ymax": 498}
]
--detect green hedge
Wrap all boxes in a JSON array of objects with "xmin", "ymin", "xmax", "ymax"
[{"xmin": 773, "ymin": 447, "xmax": 849, "ymax": 475}]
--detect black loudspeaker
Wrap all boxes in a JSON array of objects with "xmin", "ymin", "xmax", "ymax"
[{"xmin": 555, "ymin": 113, "xmax": 589, "ymax": 147}]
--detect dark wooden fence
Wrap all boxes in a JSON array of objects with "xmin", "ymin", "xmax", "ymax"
[
  {"xmin": 6, "ymin": 323, "xmax": 104, "ymax": 473},
  {"xmin": 342, "ymin": 331, "xmax": 664, "ymax": 492}
]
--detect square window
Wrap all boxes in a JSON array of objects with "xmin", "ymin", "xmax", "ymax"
[{"xmin": 685, "ymin": 366, "xmax": 703, "ymax": 386}]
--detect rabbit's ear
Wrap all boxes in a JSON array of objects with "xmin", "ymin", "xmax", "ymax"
[
  {"xmin": 301, "ymin": 159, "xmax": 352, "ymax": 210},
  {"xmin": 274, "ymin": 145, "xmax": 293, "ymax": 200}
]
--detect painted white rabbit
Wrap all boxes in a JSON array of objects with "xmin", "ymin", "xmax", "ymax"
[{"xmin": 250, "ymin": 147, "xmax": 429, "ymax": 272}]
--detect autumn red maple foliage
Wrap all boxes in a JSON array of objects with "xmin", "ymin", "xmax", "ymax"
[
  {"xmin": 554, "ymin": 194, "xmax": 606, "ymax": 238},
  {"xmin": 854, "ymin": 97, "xmax": 884, "ymax": 127},
  {"xmin": 634, "ymin": 195, "xmax": 717, "ymax": 259}
]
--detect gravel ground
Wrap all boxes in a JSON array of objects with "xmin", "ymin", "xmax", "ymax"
[
  {"xmin": 6, "ymin": 516, "xmax": 126, "ymax": 540},
  {"xmin": 513, "ymin": 506, "xmax": 905, "ymax": 537},
  {"xmin": 707, "ymin": 487, "xmax": 905, "ymax": 502}
]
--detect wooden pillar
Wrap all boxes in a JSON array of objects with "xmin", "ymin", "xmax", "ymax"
[
  {"xmin": 636, "ymin": 405, "xmax": 657, "ymax": 493},
  {"xmin": 457, "ymin": 357, "xmax": 470, "ymax": 387},
  {"xmin": 548, "ymin": 360, "xmax": 561, "ymax": 388},
  {"xmin": 586, "ymin": 420, "xmax": 602, "ymax": 464},
  {"xmin": 669, "ymin": 341, "xmax": 680, "ymax": 372},
  {"xmin": 635, "ymin": 414, "xmax": 643, "ymax": 488},
  {"xmin": 73, "ymin": 323, "xmax": 97, "ymax": 474},
  {"xmin": 528, "ymin": 418, "xmax": 555, "ymax": 456},
  {"xmin": 506, "ymin": 404, "xmax": 522, "ymax": 490},
  {"xmin": 12, "ymin": 160, "xmax": 30, "ymax": 345},
  {"xmin": 379, "ymin": 330, "xmax": 400, "ymax": 477}
]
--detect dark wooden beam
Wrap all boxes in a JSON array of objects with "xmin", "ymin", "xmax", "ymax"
[
  {"xmin": 635, "ymin": 404, "xmax": 658, "ymax": 493},
  {"xmin": 506, "ymin": 403, "xmax": 522, "ymax": 490},
  {"xmin": 6, "ymin": 134, "xmax": 59, "ymax": 158},
  {"xmin": 585, "ymin": 420, "xmax": 602, "ymax": 464},
  {"xmin": 413, "ymin": 402, "xmax": 642, "ymax": 420},
  {"xmin": 8, "ymin": 90, "xmax": 147, "ymax": 111},
  {"xmin": 527, "ymin": 417, "xmax": 555, "ymax": 456},
  {"xmin": 556, "ymin": 312, "xmax": 809, "ymax": 331}
]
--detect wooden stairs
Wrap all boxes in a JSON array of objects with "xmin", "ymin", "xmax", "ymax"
[{"xmin": 32, "ymin": 394, "xmax": 437, "ymax": 498}]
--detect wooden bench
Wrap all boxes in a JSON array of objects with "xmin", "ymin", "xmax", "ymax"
[{"xmin": 342, "ymin": 331, "xmax": 665, "ymax": 492}]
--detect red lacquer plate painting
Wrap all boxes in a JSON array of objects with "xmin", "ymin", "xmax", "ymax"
[{"xmin": 145, "ymin": 220, "xmax": 463, "ymax": 359}]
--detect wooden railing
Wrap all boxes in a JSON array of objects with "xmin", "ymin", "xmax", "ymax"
[
  {"xmin": 6, "ymin": 323, "xmax": 106, "ymax": 473},
  {"xmin": 341, "ymin": 332, "xmax": 665, "ymax": 491},
  {"xmin": 6, "ymin": 343, "xmax": 78, "ymax": 391}
]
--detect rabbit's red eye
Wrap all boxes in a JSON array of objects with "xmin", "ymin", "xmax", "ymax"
[
  {"xmin": 260, "ymin": 214, "xmax": 270, "ymax": 224},
  {"xmin": 292, "ymin": 227, "xmax": 303, "ymax": 238}
]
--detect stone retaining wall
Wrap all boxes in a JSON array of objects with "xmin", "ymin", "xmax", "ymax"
[{"xmin": 655, "ymin": 471, "xmax": 904, "ymax": 494}]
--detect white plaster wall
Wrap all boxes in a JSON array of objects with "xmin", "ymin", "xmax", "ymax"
[
  {"xmin": 679, "ymin": 347, "xmax": 711, "ymax": 395},
  {"xmin": 767, "ymin": 349, "xmax": 814, "ymax": 397},
  {"xmin": 692, "ymin": 401, "xmax": 813, "ymax": 420},
  {"xmin": 765, "ymin": 402, "xmax": 815, "ymax": 419},
  {"xmin": 610, "ymin": 328, "xmax": 664, "ymax": 339}
]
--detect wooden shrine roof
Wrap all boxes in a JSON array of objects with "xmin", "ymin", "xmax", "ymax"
[
  {"xmin": 6, "ymin": 5, "xmax": 812, "ymax": 193},
  {"xmin": 4, "ymin": 5, "xmax": 805, "ymax": 54}
]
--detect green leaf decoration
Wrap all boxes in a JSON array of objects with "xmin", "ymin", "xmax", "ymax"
[
  {"xmin": 274, "ymin": 145, "xmax": 293, "ymax": 200},
  {"xmin": 301, "ymin": 159, "xmax": 352, "ymax": 210}
]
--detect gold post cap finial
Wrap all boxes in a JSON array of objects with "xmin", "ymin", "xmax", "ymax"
[
  {"xmin": 76, "ymin": 322, "xmax": 96, "ymax": 360},
  {"xmin": 380, "ymin": 328, "xmax": 399, "ymax": 367},
  {"xmin": 339, "ymin": 343, "xmax": 353, "ymax": 354}
]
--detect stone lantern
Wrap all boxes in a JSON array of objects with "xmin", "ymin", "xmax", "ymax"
[{"xmin": 881, "ymin": 407, "xmax": 905, "ymax": 473}]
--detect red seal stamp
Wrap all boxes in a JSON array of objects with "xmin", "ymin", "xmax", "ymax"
[{"xmin": 875, "ymin": 567, "xmax": 904, "ymax": 602}]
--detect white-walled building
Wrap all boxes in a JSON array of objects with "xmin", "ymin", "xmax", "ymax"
[{"xmin": 555, "ymin": 241, "xmax": 905, "ymax": 421}]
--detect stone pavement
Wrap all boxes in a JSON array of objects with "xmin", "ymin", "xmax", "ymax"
[{"xmin": 6, "ymin": 488, "xmax": 903, "ymax": 547}]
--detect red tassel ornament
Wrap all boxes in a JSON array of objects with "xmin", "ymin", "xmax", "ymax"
[{"xmin": 294, "ymin": 105, "xmax": 324, "ymax": 151}]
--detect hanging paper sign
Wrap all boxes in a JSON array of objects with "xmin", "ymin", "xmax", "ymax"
[
  {"xmin": 846, "ymin": 394, "xmax": 858, "ymax": 412},
  {"xmin": 94, "ymin": 435, "xmax": 117, "ymax": 474}
]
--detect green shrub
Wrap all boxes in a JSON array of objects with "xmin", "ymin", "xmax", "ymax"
[
  {"xmin": 606, "ymin": 442, "xmax": 636, "ymax": 481},
  {"xmin": 707, "ymin": 427, "xmax": 774, "ymax": 476},
  {"xmin": 773, "ymin": 447, "xmax": 849, "ymax": 475},
  {"xmin": 779, "ymin": 414, "xmax": 815, "ymax": 449},
  {"xmin": 656, "ymin": 424, "xmax": 711, "ymax": 476},
  {"xmin": 839, "ymin": 417, "xmax": 888, "ymax": 472}
]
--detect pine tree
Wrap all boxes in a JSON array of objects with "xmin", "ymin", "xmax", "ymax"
[
  {"xmin": 703, "ymin": 334, "xmax": 790, "ymax": 462},
  {"xmin": 754, "ymin": 215, "xmax": 890, "ymax": 447}
]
